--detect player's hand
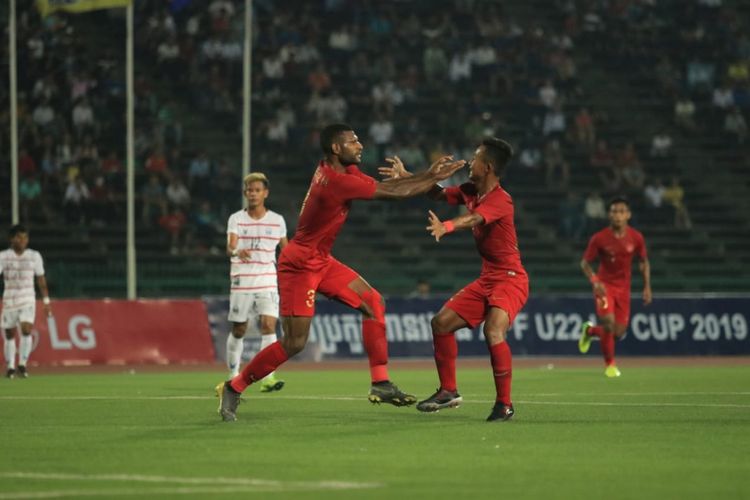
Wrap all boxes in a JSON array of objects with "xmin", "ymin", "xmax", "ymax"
[
  {"xmin": 43, "ymin": 304, "xmax": 52, "ymax": 317},
  {"xmin": 643, "ymin": 286, "xmax": 652, "ymax": 306},
  {"xmin": 378, "ymin": 156, "xmax": 412, "ymax": 180},
  {"xmin": 237, "ymin": 249, "xmax": 253, "ymax": 262},
  {"xmin": 593, "ymin": 281, "xmax": 606, "ymax": 298},
  {"xmin": 426, "ymin": 210, "xmax": 447, "ymax": 242},
  {"xmin": 427, "ymin": 156, "xmax": 466, "ymax": 180}
]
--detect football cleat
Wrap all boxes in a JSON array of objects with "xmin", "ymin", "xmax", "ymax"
[
  {"xmin": 486, "ymin": 402, "xmax": 515, "ymax": 422},
  {"xmin": 16, "ymin": 365, "xmax": 28, "ymax": 378},
  {"xmin": 416, "ymin": 388, "xmax": 463, "ymax": 413},
  {"xmin": 260, "ymin": 376, "xmax": 285, "ymax": 393},
  {"xmin": 217, "ymin": 381, "xmax": 242, "ymax": 422},
  {"xmin": 579, "ymin": 321, "xmax": 593, "ymax": 354},
  {"xmin": 605, "ymin": 365, "xmax": 621, "ymax": 378},
  {"xmin": 368, "ymin": 381, "xmax": 417, "ymax": 407},
  {"xmin": 6, "ymin": 369, "xmax": 15, "ymax": 379}
]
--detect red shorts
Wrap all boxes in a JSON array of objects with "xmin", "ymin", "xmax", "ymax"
[
  {"xmin": 594, "ymin": 284, "xmax": 630, "ymax": 326},
  {"xmin": 444, "ymin": 274, "xmax": 529, "ymax": 328},
  {"xmin": 278, "ymin": 256, "xmax": 361, "ymax": 317}
]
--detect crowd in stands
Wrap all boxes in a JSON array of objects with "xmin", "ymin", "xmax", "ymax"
[{"xmin": 3, "ymin": 0, "xmax": 748, "ymax": 254}]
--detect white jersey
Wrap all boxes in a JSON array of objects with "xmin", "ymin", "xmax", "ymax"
[
  {"xmin": 227, "ymin": 209, "xmax": 286, "ymax": 293},
  {"xmin": 0, "ymin": 248, "xmax": 45, "ymax": 311}
]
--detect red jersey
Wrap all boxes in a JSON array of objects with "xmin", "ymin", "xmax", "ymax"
[
  {"xmin": 583, "ymin": 226, "xmax": 647, "ymax": 288},
  {"xmin": 444, "ymin": 183, "xmax": 527, "ymax": 279},
  {"xmin": 280, "ymin": 161, "xmax": 377, "ymax": 271}
]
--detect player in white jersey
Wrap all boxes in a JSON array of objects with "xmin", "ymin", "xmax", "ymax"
[
  {"xmin": 1, "ymin": 225, "xmax": 52, "ymax": 379},
  {"xmin": 223, "ymin": 172, "xmax": 288, "ymax": 392}
]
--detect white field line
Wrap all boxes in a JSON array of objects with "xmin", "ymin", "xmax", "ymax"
[
  {"xmin": 0, "ymin": 486, "xmax": 281, "ymax": 499},
  {"xmin": 0, "ymin": 472, "xmax": 380, "ymax": 497},
  {"xmin": 1, "ymin": 394, "xmax": 749, "ymax": 408}
]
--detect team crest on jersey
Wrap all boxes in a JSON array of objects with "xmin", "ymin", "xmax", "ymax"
[{"xmin": 626, "ymin": 244, "xmax": 634, "ymax": 253}]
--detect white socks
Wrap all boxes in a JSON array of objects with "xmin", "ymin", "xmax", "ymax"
[
  {"xmin": 4, "ymin": 337, "xmax": 16, "ymax": 370},
  {"xmin": 19, "ymin": 335, "xmax": 32, "ymax": 367},
  {"xmin": 226, "ymin": 334, "xmax": 244, "ymax": 378},
  {"xmin": 260, "ymin": 333, "xmax": 278, "ymax": 379}
]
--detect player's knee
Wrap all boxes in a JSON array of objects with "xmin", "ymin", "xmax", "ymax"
[
  {"xmin": 259, "ymin": 317, "xmax": 276, "ymax": 335},
  {"xmin": 231, "ymin": 323, "xmax": 247, "ymax": 337},
  {"xmin": 483, "ymin": 327, "xmax": 507, "ymax": 344},
  {"xmin": 280, "ymin": 335, "xmax": 306, "ymax": 356},
  {"xmin": 361, "ymin": 288, "xmax": 385, "ymax": 323},
  {"xmin": 4, "ymin": 331, "xmax": 14, "ymax": 341},
  {"xmin": 431, "ymin": 314, "xmax": 451, "ymax": 334}
]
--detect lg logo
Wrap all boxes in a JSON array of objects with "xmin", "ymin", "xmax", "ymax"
[{"xmin": 43, "ymin": 314, "xmax": 97, "ymax": 350}]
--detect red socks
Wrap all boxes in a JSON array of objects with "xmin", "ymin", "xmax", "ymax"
[
  {"xmin": 588, "ymin": 325, "xmax": 606, "ymax": 338},
  {"xmin": 363, "ymin": 318, "xmax": 389, "ymax": 383},
  {"xmin": 588, "ymin": 325, "xmax": 616, "ymax": 366},
  {"xmin": 600, "ymin": 333, "xmax": 615, "ymax": 366},
  {"xmin": 489, "ymin": 341, "xmax": 512, "ymax": 406},
  {"xmin": 230, "ymin": 341, "xmax": 288, "ymax": 393},
  {"xmin": 433, "ymin": 333, "xmax": 457, "ymax": 392}
]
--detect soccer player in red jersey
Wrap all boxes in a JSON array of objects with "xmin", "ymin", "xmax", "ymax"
[
  {"xmin": 217, "ymin": 123, "xmax": 465, "ymax": 421},
  {"xmin": 578, "ymin": 197, "xmax": 652, "ymax": 377},
  {"xmin": 384, "ymin": 138, "xmax": 527, "ymax": 422}
]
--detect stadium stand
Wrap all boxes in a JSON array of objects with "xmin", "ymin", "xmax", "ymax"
[{"xmin": 1, "ymin": 0, "xmax": 749, "ymax": 298}]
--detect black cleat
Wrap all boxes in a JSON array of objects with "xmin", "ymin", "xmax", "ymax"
[
  {"xmin": 6, "ymin": 369, "xmax": 15, "ymax": 379},
  {"xmin": 486, "ymin": 402, "xmax": 515, "ymax": 422},
  {"xmin": 17, "ymin": 365, "xmax": 28, "ymax": 378},
  {"xmin": 368, "ymin": 381, "xmax": 417, "ymax": 407},
  {"xmin": 217, "ymin": 381, "xmax": 242, "ymax": 422},
  {"xmin": 416, "ymin": 388, "xmax": 463, "ymax": 413}
]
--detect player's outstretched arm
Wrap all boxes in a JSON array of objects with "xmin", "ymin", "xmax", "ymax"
[
  {"xmin": 372, "ymin": 156, "xmax": 465, "ymax": 200},
  {"xmin": 426, "ymin": 210, "xmax": 484, "ymax": 242},
  {"xmin": 377, "ymin": 156, "xmax": 413, "ymax": 180},
  {"xmin": 379, "ymin": 156, "xmax": 448, "ymax": 201}
]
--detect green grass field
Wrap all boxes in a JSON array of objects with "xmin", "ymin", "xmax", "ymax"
[{"xmin": 1, "ymin": 363, "xmax": 749, "ymax": 499}]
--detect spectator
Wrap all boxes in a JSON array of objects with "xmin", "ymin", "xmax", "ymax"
[
  {"xmin": 574, "ymin": 107, "xmax": 596, "ymax": 149},
  {"xmin": 558, "ymin": 192, "xmax": 585, "ymax": 240},
  {"xmin": 19, "ymin": 175, "xmax": 47, "ymax": 224},
  {"xmin": 644, "ymin": 177, "xmax": 667, "ymax": 223},
  {"xmin": 408, "ymin": 279, "xmax": 432, "ymax": 299},
  {"xmin": 71, "ymin": 97, "xmax": 96, "ymax": 136},
  {"xmin": 141, "ymin": 174, "xmax": 167, "ymax": 226},
  {"xmin": 190, "ymin": 200, "xmax": 223, "ymax": 254},
  {"xmin": 145, "ymin": 146, "xmax": 169, "ymax": 178},
  {"xmin": 63, "ymin": 175, "xmax": 91, "ymax": 225},
  {"xmin": 674, "ymin": 96, "xmax": 697, "ymax": 132},
  {"xmin": 166, "ymin": 175, "xmax": 191, "ymax": 210},
  {"xmin": 724, "ymin": 107, "xmax": 748, "ymax": 144},
  {"xmin": 583, "ymin": 191, "xmax": 606, "ymax": 233},
  {"xmin": 159, "ymin": 206, "xmax": 187, "ymax": 255},
  {"xmin": 542, "ymin": 103, "xmax": 566, "ymax": 139},
  {"xmin": 544, "ymin": 139, "xmax": 570, "ymax": 187},
  {"xmin": 89, "ymin": 176, "xmax": 115, "ymax": 226},
  {"xmin": 518, "ymin": 142, "xmax": 543, "ymax": 172},
  {"xmin": 369, "ymin": 113, "xmax": 394, "ymax": 159},
  {"xmin": 449, "ymin": 51, "xmax": 472, "ymax": 82},
  {"xmin": 663, "ymin": 177, "xmax": 693, "ymax": 230},
  {"xmin": 650, "ymin": 130, "xmax": 673, "ymax": 157}
]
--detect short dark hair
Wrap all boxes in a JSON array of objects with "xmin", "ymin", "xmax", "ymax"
[
  {"xmin": 608, "ymin": 196, "xmax": 630, "ymax": 209},
  {"xmin": 481, "ymin": 137, "xmax": 514, "ymax": 178},
  {"xmin": 320, "ymin": 123, "xmax": 354, "ymax": 155},
  {"xmin": 9, "ymin": 224, "xmax": 27, "ymax": 238}
]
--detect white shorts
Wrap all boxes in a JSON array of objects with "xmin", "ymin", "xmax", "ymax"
[
  {"xmin": 2, "ymin": 304, "xmax": 36, "ymax": 330},
  {"xmin": 228, "ymin": 291, "xmax": 279, "ymax": 323}
]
